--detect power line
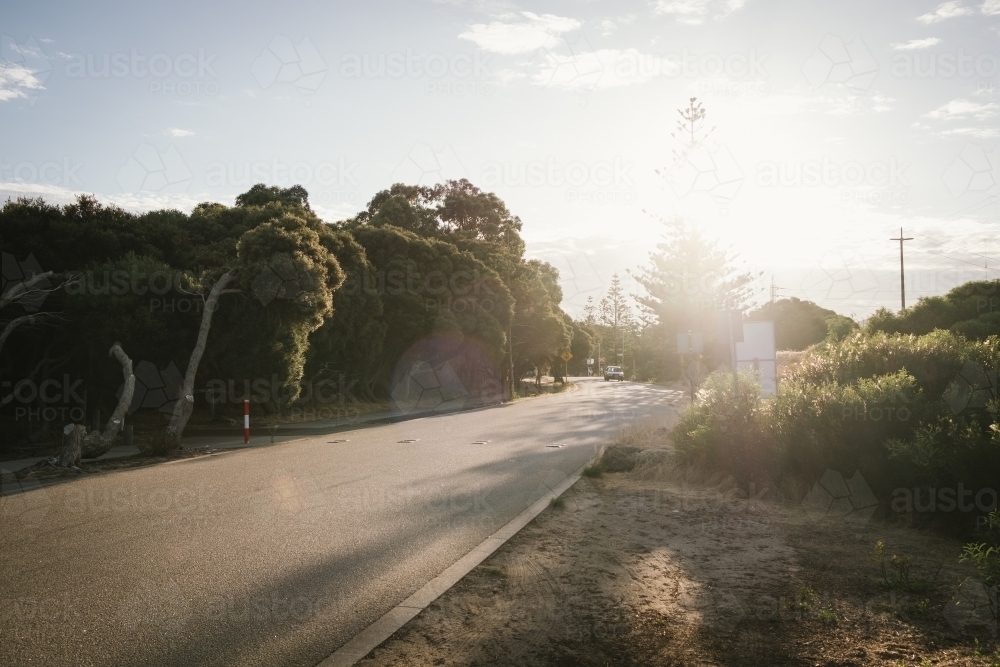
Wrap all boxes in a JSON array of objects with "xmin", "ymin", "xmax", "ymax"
[
  {"xmin": 910, "ymin": 232, "xmax": 1000, "ymax": 264},
  {"xmin": 940, "ymin": 192, "xmax": 1000, "ymax": 221}
]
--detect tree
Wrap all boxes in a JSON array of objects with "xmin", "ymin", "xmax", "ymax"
[
  {"xmin": 598, "ymin": 274, "xmax": 633, "ymax": 366},
  {"xmin": 632, "ymin": 215, "xmax": 755, "ymax": 379},
  {"xmin": 0, "ymin": 187, "xmax": 349, "ymax": 454},
  {"xmin": 303, "ymin": 229, "xmax": 386, "ymax": 402},
  {"xmin": 866, "ymin": 280, "xmax": 1000, "ymax": 341},
  {"xmin": 160, "ymin": 208, "xmax": 347, "ymax": 450},
  {"xmin": 235, "ymin": 184, "xmax": 311, "ymax": 210},
  {"xmin": 746, "ymin": 297, "xmax": 855, "ymax": 351},
  {"xmin": 566, "ymin": 317, "xmax": 593, "ymax": 376},
  {"xmin": 583, "ymin": 296, "xmax": 597, "ymax": 326},
  {"xmin": 508, "ymin": 260, "xmax": 571, "ymax": 387},
  {"xmin": 348, "ymin": 225, "xmax": 512, "ymax": 395}
]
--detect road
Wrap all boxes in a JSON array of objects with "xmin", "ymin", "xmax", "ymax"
[{"xmin": 0, "ymin": 378, "xmax": 679, "ymax": 667}]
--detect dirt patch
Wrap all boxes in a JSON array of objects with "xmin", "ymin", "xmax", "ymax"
[{"xmin": 359, "ymin": 425, "xmax": 999, "ymax": 666}]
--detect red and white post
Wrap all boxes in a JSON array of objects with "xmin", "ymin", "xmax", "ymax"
[{"xmin": 243, "ymin": 399, "xmax": 250, "ymax": 444}]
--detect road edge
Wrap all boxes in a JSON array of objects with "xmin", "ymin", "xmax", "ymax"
[{"xmin": 315, "ymin": 458, "xmax": 594, "ymax": 667}]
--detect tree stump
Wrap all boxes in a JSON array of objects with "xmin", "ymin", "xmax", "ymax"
[{"xmin": 54, "ymin": 424, "xmax": 86, "ymax": 468}]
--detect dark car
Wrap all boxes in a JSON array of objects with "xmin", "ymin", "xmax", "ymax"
[{"xmin": 603, "ymin": 366, "xmax": 624, "ymax": 381}]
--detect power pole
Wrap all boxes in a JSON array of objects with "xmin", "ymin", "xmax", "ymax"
[{"xmin": 890, "ymin": 227, "xmax": 913, "ymax": 310}]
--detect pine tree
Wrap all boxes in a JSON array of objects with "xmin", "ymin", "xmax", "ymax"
[{"xmin": 598, "ymin": 274, "xmax": 632, "ymax": 365}]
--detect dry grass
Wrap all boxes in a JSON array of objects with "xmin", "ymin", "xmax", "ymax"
[{"xmin": 607, "ymin": 413, "xmax": 737, "ymax": 492}]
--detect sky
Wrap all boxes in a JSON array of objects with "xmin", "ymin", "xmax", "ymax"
[{"xmin": 1, "ymin": 0, "xmax": 999, "ymax": 320}]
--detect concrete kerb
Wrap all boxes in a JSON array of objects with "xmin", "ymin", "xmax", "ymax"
[{"xmin": 315, "ymin": 453, "xmax": 598, "ymax": 667}]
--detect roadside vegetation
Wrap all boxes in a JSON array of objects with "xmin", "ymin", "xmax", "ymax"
[
  {"xmin": 1, "ymin": 187, "xmax": 781, "ymax": 466},
  {"xmin": 1, "ymin": 181, "xmax": 592, "ymax": 460},
  {"xmin": 672, "ymin": 324, "xmax": 1000, "ymax": 521}
]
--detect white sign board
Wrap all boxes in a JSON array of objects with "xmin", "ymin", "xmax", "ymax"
[{"xmin": 735, "ymin": 321, "xmax": 777, "ymax": 397}]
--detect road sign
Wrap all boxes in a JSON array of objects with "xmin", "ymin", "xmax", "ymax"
[
  {"xmin": 586, "ymin": 358, "xmax": 594, "ymax": 365},
  {"xmin": 676, "ymin": 332, "xmax": 704, "ymax": 354}
]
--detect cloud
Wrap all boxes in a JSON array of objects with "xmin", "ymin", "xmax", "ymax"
[
  {"xmin": 0, "ymin": 64, "xmax": 43, "ymax": 101},
  {"xmin": 0, "ymin": 36, "xmax": 51, "ymax": 101},
  {"xmin": 983, "ymin": 0, "xmax": 1000, "ymax": 14},
  {"xmin": 891, "ymin": 37, "xmax": 941, "ymax": 50},
  {"xmin": 0, "ymin": 180, "xmax": 208, "ymax": 213},
  {"xmin": 871, "ymin": 94, "xmax": 895, "ymax": 112},
  {"xmin": 940, "ymin": 126, "xmax": 1000, "ymax": 137},
  {"xmin": 917, "ymin": 1, "xmax": 973, "ymax": 23},
  {"xmin": 924, "ymin": 98, "xmax": 999, "ymax": 120},
  {"xmin": 459, "ymin": 12, "xmax": 580, "ymax": 54},
  {"xmin": 598, "ymin": 14, "xmax": 637, "ymax": 36},
  {"xmin": 168, "ymin": 128, "xmax": 195, "ymax": 137},
  {"xmin": 652, "ymin": 0, "xmax": 748, "ymax": 24}
]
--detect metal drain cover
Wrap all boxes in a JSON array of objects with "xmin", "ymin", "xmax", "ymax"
[
  {"xmin": 546, "ymin": 444, "xmax": 565, "ymax": 448},
  {"xmin": 398, "ymin": 439, "xmax": 420, "ymax": 443},
  {"xmin": 327, "ymin": 439, "xmax": 349, "ymax": 443}
]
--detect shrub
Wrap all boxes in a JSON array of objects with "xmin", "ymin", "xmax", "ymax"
[
  {"xmin": 961, "ymin": 509, "xmax": 1000, "ymax": 633},
  {"xmin": 671, "ymin": 327, "xmax": 1000, "ymax": 505},
  {"xmin": 673, "ymin": 368, "xmax": 774, "ymax": 487}
]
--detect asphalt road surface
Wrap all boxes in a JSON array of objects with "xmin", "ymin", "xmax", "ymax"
[{"xmin": 0, "ymin": 378, "xmax": 679, "ymax": 667}]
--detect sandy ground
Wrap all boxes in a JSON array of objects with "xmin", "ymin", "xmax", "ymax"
[{"xmin": 358, "ymin": 416, "xmax": 1000, "ymax": 667}]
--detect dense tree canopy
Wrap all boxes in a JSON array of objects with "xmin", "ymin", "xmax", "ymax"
[{"xmin": 0, "ymin": 181, "xmax": 585, "ymax": 454}]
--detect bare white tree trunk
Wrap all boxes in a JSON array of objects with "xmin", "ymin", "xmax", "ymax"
[
  {"xmin": 80, "ymin": 343, "xmax": 134, "ymax": 459},
  {"xmin": 0, "ymin": 270, "xmax": 54, "ymax": 309},
  {"xmin": 51, "ymin": 343, "xmax": 135, "ymax": 466},
  {"xmin": 161, "ymin": 270, "xmax": 235, "ymax": 452}
]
